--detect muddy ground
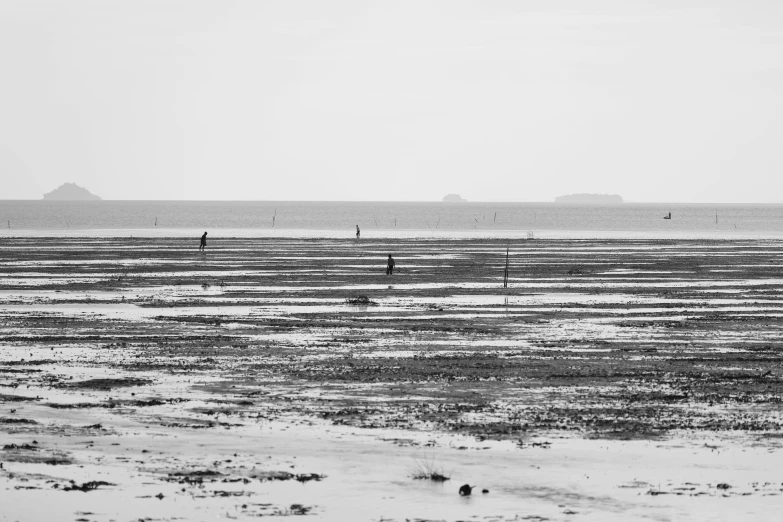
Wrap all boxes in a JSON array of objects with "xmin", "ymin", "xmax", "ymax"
[{"xmin": 1, "ymin": 237, "xmax": 782, "ymax": 521}]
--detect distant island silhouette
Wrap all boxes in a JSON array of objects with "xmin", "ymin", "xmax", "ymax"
[
  {"xmin": 443, "ymin": 194, "xmax": 467, "ymax": 202},
  {"xmin": 43, "ymin": 182, "xmax": 101, "ymax": 201},
  {"xmin": 555, "ymin": 193, "xmax": 623, "ymax": 204}
]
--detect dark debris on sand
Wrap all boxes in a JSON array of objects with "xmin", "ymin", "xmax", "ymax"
[{"xmin": 62, "ymin": 481, "xmax": 114, "ymax": 492}]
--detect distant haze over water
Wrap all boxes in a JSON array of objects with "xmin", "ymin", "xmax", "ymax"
[{"xmin": 1, "ymin": 201, "xmax": 782, "ymax": 239}]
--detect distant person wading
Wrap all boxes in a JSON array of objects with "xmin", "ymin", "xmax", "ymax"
[
  {"xmin": 356, "ymin": 225, "xmax": 360, "ymax": 239},
  {"xmin": 199, "ymin": 231, "xmax": 207, "ymax": 251},
  {"xmin": 386, "ymin": 254, "xmax": 395, "ymax": 275}
]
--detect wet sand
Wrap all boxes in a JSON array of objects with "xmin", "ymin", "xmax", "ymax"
[{"xmin": 1, "ymin": 237, "xmax": 782, "ymax": 521}]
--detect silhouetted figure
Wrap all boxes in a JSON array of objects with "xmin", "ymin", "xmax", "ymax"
[
  {"xmin": 459, "ymin": 484, "xmax": 474, "ymax": 496},
  {"xmin": 199, "ymin": 231, "xmax": 207, "ymax": 251},
  {"xmin": 663, "ymin": 212, "xmax": 671, "ymax": 220},
  {"xmin": 386, "ymin": 254, "xmax": 395, "ymax": 275},
  {"xmin": 356, "ymin": 225, "xmax": 360, "ymax": 239}
]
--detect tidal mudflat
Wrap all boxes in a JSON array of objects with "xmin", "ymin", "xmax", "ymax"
[{"xmin": 1, "ymin": 237, "xmax": 782, "ymax": 521}]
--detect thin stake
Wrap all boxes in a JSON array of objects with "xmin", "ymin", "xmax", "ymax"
[
  {"xmin": 494, "ymin": 212, "xmax": 496, "ymax": 222},
  {"xmin": 503, "ymin": 247, "xmax": 509, "ymax": 288},
  {"xmin": 272, "ymin": 208, "xmax": 277, "ymax": 227},
  {"xmin": 436, "ymin": 216, "xmax": 441, "ymax": 228}
]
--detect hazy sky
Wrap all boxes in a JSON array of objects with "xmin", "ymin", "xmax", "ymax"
[{"xmin": 1, "ymin": 1, "xmax": 781, "ymax": 202}]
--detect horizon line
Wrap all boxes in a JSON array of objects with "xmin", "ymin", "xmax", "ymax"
[{"xmin": 2, "ymin": 199, "xmax": 783, "ymax": 205}]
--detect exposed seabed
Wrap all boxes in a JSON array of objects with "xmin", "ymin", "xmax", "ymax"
[{"xmin": 1, "ymin": 237, "xmax": 782, "ymax": 521}]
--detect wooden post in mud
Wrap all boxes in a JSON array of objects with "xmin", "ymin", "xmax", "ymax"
[
  {"xmin": 503, "ymin": 247, "xmax": 509, "ymax": 288},
  {"xmin": 272, "ymin": 208, "xmax": 277, "ymax": 227}
]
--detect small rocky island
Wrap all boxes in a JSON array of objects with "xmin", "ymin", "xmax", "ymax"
[
  {"xmin": 442, "ymin": 193, "xmax": 467, "ymax": 202},
  {"xmin": 43, "ymin": 182, "xmax": 102, "ymax": 201},
  {"xmin": 555, "ymin": 193, "xmax": 623, "ymax": 204}
]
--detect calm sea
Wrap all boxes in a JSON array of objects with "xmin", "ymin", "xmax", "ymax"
[{"xmin": 1, "ymin": 201, "xmax": 782, "ymax": 239}]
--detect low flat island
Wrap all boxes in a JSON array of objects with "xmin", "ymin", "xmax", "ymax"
[{"xmin": 1, "ymin": 237, "xmax": 781, "ymax": 520}]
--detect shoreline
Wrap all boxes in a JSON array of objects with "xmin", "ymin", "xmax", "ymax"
[{"xmin": 2, "ymin": 228, "xmax": 783, "ymax": 240}]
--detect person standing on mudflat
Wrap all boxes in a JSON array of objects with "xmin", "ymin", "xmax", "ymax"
[
  {"xmin": 386, "ymin": 254, "xmax": 395, "ymax": 275},
  {"xmin": 356, "ymin": 225, "xmax": 360, "ymax": 239},
  {"xmin": 199, "ymin": 231, "xmax": 207, "ymax": 251}
]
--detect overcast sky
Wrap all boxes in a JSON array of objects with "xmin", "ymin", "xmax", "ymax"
[{"xmin": 1, "ymin": 1, "xmax": 781, "ymax": 202}]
